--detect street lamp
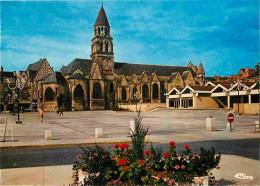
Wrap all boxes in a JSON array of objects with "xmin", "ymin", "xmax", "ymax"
[
  {"xmin": 232, "ymin": 79, "xmax": 245, "ymax": 115},
  {"xmin": 6, "ymin": 73, "xmax": 27, "ymax": 124}
]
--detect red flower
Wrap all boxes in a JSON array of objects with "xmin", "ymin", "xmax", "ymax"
[
  {"xmin": 149, "ymin": 154, "xmax": 154, "ymax": 158},
  {"xmin": 111, "ymin": 157, "xmax": 115, "ymax": 160},
  {"xmin": 145, "ymin": 150, "xmax": 151, "ymax": 155},
  {"xmin": 119, "ymin": 144, "xmax": 129, "ymax": 150},
  {"xmin": 175, "ymin": 165, "xmax": 180, "ymax": 169},
  {"xmin": 151, "ymin": 169, "xmax": 154, "ymax": 172},
  {"xmin": 164, "ymin": 152, "xmax": 171, "ymax": 157},
  {"xmin": 169, "ymin": 141, "xmax": 176, "ymax": 146},
  {"xmin": 114, "ymin": 144, "xmax": 119, "ymax": 148},
  {"xmin": 181, "ymin": 165, "xmax": 185, "ymax": 169},
  {"xmin": 139, "ymin": 160, "xmax": 144, "ymax": 165},
  {"xmin": 124, "ymin": 166, "xmax": 129, "ymax": 170},
  {"xmin": 157, "ymin": 174, "xmax": 161, "ymax": 179},
  {"xmin": 102, "ymin": 156, "xmax": 105, "ymax": 159},
  {"xmin": 184, "ymin": 145, "xmax": 190, "ymax": 149},
  {"xmin": 76, "ymin": 154, "xmax": 82, "ymax": 159},
  {"xmin": 169, "ymin": 144, "xmax": 176, "ymax": 148},
  {"xmin": 118, "ymin": 158, "xmax": 126, "ymax": 165},
  {"xmin": 216, "ymin": 166, "xmax": 220, "ymax": 169}
]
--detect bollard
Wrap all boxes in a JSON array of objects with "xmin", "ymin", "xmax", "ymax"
[
  {"xmin": 95, "ymin": 128, "xmax": 102, "ymax": 138},
  {"xmin": 45, "ymin": 130, "xmax": 53, "ymax": 140},
  {"xmin": 130, "ymin": 120, "xmax": 135, "ymax": 134},
  {"xmin": 206, "ymin": 118, "xmax": 216, "ymax": 132},
  {"xmin": 255, "ymin": 121, "xmax": 259, "ymax": 132}
]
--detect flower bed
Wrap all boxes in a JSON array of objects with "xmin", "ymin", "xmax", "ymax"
[{"xmin": 72, "ymin": 112, "xmax": 221, "ymax": 185}]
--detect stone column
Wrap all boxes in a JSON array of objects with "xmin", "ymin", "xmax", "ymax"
[
  {"xmin": 166, "ymin": 96, "xmax": 169, "ymax": 108},
  {"xmin": 180, "ymin": 97, "xmax": 182, "ymax": 108},
  {"xmin": 248, "ymin": 94, "xmax": 251, "ymax": 104},
  {"xmin": 227, "ymin": 95, "xmax": 231, "ymax": 108},
  {"xmin": 192, "ymin": 96, "xmax": 196, "ymax": 108}
]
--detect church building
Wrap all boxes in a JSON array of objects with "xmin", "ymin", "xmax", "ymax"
[{"xmin": 26, "ymin": 5, "xmax": 205, "ymax": 111}]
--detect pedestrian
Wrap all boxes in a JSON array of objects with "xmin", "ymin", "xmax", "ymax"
[
  {"xmin": 57, "ymin": 106, "xmax": 60, "ymax": 115},
  {"xmin": 38, "ymin": 107, "xmax": 44, "ymax": 122},
  {"xmin": 59, "ymin": 106, "xmax": 63, "ymax": 116}
]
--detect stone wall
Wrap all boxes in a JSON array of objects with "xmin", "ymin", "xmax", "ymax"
[
  {"xmin": 233, "ymin": 103, "xmax": 259, "ymax": 114},
  {"xmin": 119, "ymin": 103, "xmax": 166, "ymax": 112},
  {"xmin": 194, "ymin": 97, "xmax": 219, "ymax": 109}
]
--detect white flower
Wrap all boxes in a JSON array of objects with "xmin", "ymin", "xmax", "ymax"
[{"xmin": 96, "ymin": 172, "xmax": 100, "ymax": 177}]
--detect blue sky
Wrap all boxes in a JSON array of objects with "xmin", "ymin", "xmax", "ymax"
[{"xmin": 1, "ymin": 0, "xmax": 259, "ymax": 76}]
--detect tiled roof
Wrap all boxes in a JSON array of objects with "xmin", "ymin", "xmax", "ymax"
[
  {"xmin": 27, "ymin": 58, "xmax": 45, "ymax": 71},
  {"xmin": 182, "ymin": 71, "xmax": 190, "ymax": 80},
  {"xmin": 114, "ymin": 62, "xmax": 194, "ymax": 76},
  {"xmin": 68, "ymin": 73, "xmax": 86, "ymax": 80},
  {"xmin": 42, "ymin": 72, "xmax": 66, "ymax": 84},
  {"xmin": 39, "ymin": 73, "xmax": 52, "ymax": 81},
  {"xmin": 95, "ymin": 6, "xmax": 110, "ymax": 26},
  {"xmin": 205, "ymin": 77, "xmax": 216, "ymax": 81},
  {"xmin": 176, "ymin": 87, "xmax": 184, "ymax": 92},
  {"xmin": 190, "ymin": 86, "xmax": 214, "ymax": 91},
  {"xmin": 167, "ymin": 72, "xmax": 178, "ymax": 83},
  {"xmin": 61, "ymin": 58, "xmax": 92, "ymax": 74}
]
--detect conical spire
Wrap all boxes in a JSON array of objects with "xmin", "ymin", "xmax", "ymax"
[
  {"xmin": 95, "ymin": 4, "xmax": 110, "ymax": 26},
  {"xmin": 197, "ymin": 61, "xmax": 205, "ymax": 74}
]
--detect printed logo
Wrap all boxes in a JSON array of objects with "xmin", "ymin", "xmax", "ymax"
[{"xmin": 235, "ymin": 173, "xmax": 254, "ymax": 180}]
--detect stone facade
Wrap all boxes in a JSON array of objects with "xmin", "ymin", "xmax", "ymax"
[{"xmin": 1, "ymin": 5, "xmax": 206, "ymax": 112}]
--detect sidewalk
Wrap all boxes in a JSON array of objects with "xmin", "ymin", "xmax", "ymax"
[{"xmin": 1, "ymin": 155, "xmax": 258, "ymax": 185}]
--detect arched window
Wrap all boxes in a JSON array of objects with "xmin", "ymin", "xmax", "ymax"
[
  {"xmin": 105, "ymin": 42, "xmax": 109, "ymax": 52},
  {"xmin": 152, "ymin": 83, "xmax": 159, "ymax": 99},
  {"xmin": 101, "ymin": 27, "xmax": 103, "ymax": 34},
  {"xmin": 93, "ymin": 82, "xmax": 102, "ymax": 99},
  {"xmin": 100, "ymin": 41, "xmax": 103, "ymax": 52},
  {"xmin": 110, "ymin": 82, "xmax": 114, "ymax": 92},
  {"xmin": 74, "ymin": 84, "xmax": 84, "ymax": 98},
  {"xmin": 45, "ymin": 87, "xmax": 55, "ymax": 101},
  {"xmin": 122, "ymin": 87, "xmax": 127, "ymax": 100},
  {"xmin": 105, "ymin": 27, "xmax": 107, "ymax": 35},
  {"xmin": 133, "ymin": 87, "xmax": 138, "ymax": 98},
  {"xmin": 98, "ymin": 27, "xmax": 101, "ymax": 35},
  {"xmin": 142, "ymin": 84, "xmax": 149, "ymax": 99}
]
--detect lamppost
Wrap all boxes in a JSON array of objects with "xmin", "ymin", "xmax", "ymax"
[
  {"xmin": 232, "ymin": 79, "xmax": 245, "ymax": 115},
  {"xmin": 6, "ymin": 73, "xmax": 27, "ymax": 124}
]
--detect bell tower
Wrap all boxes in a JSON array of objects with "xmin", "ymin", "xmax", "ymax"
[{"xmin": 91, "ymin": 4, "xmax": 114, "ymax": 72}]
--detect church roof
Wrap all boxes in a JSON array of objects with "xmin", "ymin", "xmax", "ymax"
[
  {"xmin": 95, "ymin": 5, "xmax": 110, "ymax": 26},
  {"xmin": 68, "ymin": 73, "xmax": 86, "ymax": 80},
  {"xmin": 167, "ymin": 72, "xmax": 178, "ymax": 83},
  {"xmin": 114, "ymin": 62, "xmax": 194, "ymax": 77},
  {"xmin": 27, "ymin": 58, "xmax": 46, "ymax": 71},
  {"xmin": 197, "ymin": 61, "xmax": 205, "ymax": 74},
  {"xmin": 42, "ymin": 72, "xmax": 66, "ymax": 84},
  {"xmin": 182, "ymin": 71, "xmax": 190, "ymax": 80},
  {"xmin": 61, "ymin": 58, "xmax": 92, "ymax": 74}
]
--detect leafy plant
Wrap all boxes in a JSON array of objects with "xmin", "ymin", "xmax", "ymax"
[{"xmin": 130, "ymin": 111, "xmax": 149, "ymax": 160}]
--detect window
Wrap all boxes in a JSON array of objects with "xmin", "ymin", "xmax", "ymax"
[
  {"xmin": 74, "ymin": 84, "xmax": 84, "ymax": 98},
  {"xmin": 122, "ymin": 87, "xmax": 127, "ymax": 100},
  {"xmin": 142, "ymin": 84, "xmax": 149, "ymax": 99},
  {"xmin": 45, "ymin": 87, "xmax": 55, "ymax": 101},
  {"xmin": 105, "ymin": 42, "xmax": 109, "ymax": 52},
  {"xmin": 93, "ymin": 82, "xmax": 102, "ymax": 99},
  {"xmin": 110, "ymin": 82, "xmax": 114, "ymax": 92},
  {"xmin": 133, "ymin": 87, "xmax": 138, "ymax": 98},
  {"xmin": 152, "ymin": 83, "xmax": 159, "ymax": 99},
  {"xmin": 100, "ymin": 41, "xmax": 103, "ymax": 52}
]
